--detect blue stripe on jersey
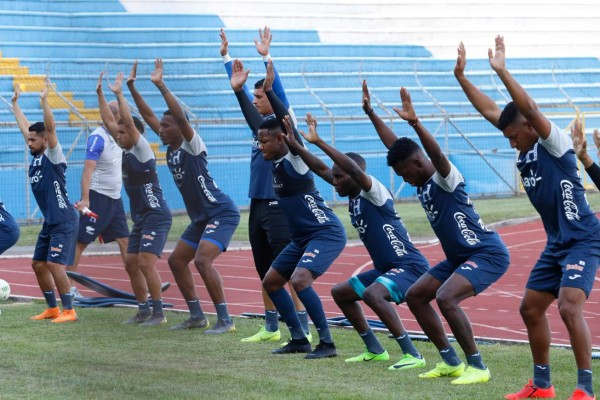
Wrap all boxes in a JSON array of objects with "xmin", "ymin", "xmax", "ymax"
[
  {"xmin": 29, "ymin": 145, "xmax": 77, "ymax": 225},
  {"xmin": 417, "ymin": 164, "xmax": 505, "ymax": 264},
  {"xmin": 350, "ymin": 176, "xmax": 429, "ymax": 272},
  {"xmin": 272, "ymin": 153, "xmax": 345, "ymax": 243},
  {"xmin": 167, "ymin": 133, "xmax": 238, "ymax": 222},
  {"xmin": 85, "ymin": 133, "xmax": 105, "ymax": 161},
  {"xmin": 517, "ymin": 122, "xmax": 600, "ymax": 247}
]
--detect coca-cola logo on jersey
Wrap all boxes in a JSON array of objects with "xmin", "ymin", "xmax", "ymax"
[
  {"xmin": 453, "ymin": 212, "xmax": 480, "ymax": 245},
  {"xmin": 383, "ymin": 224, "xmax": 407, "ymax": 256},
  {"xmin": 560, "ymin": 180, "xmax": 580, "ymax": 221}
]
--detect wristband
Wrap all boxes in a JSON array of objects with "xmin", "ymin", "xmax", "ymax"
[
  {"xmin": 365, "ymin": 108, "xmax": 374, "ymax": 116},
  {"xmin": 408, "ymin": 118, "xmax": 419, "ymax": 127}
]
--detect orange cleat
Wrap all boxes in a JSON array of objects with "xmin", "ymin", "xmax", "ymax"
[
  {"xmin": 51, "ymin": 309, "xmax": 78, "ymax": 323},
  {"xmin": 30, "ymin": 307, "xmax": 61, "ymax": 320},
  {"xmin": 568, "ymin": 389, "xmax": 596, "ymax": 400},
  {"xmin": 504, "ymin": 379, "xmax": 555, "ymax": 399}
]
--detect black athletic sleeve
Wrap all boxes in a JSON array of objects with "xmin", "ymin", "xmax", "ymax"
[
  {"xmin": 265, "ymin": 89, "xmax": 304, "ymax": 153},
  {"xmin": 585, "ymin": 162, "xmax": 600, "ymax": 190},
  {"xmin": 234, "ymin": 90, "xmax": 263, "ymax": 133}
]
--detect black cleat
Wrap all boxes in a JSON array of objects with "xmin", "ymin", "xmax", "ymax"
[
  {"xmin": 304, "ymin": 340, "xmax": 337, "ymax": 359},
  {"xmin": 272, "ymin": 337, "xmax": 311, "ymax": 354}
]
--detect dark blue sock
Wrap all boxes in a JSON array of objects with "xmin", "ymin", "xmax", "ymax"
[
  {"xmin": 59, "ymin": 292, "xmax": 73, "ymax": 310},
  {"xmin": 215, "ymin": 303, "xmax": 230, "ymax": 322},
  {"xmin": 439, "ymin": 346, "xmax": 462, "ymax": 367},
  {"xmin": 533, "ymin": 364, "xmax": 551, "ymax": 389},
  {"xmin": 265, "ymin": 310, "xmax": 279, "ymax": 332},
  {"xmin": 576, "ymin": 368, "xmax": 593, "ymax": 396},
  {"xmin": 268, "ymin": 288, "xmax": 305, "ymax": 340},
  {"xmin": 296, "ymin": 286, "xmax": 332, "ymax": 343},
  {"xmin": 152, "ymin": 299, "xmax": 164, "ymax": 315},
  {"xmin": 42, "ymin": 290, "xmax": 57, "ymax": 308},
  {"xmin": 395, "ymin": 333, "xmax": 421, "ymax": 358},
  {"xmin": 186, "ymin": 299, "xmax": 205, "ymax": 320},
  {"xmin": 297, "ymin": 310, "xmax": 310, "ymax": 335},
  {"xmin": 360, "ymin": 329, "xmax": 385, "ymax": 354},
  {"xmin": 466, "ymin": 352, "xmax": 486, "ymax": 370},
  {"xmin": 138, "ymin": 302, "xmax": 151, "ymax": 313}
]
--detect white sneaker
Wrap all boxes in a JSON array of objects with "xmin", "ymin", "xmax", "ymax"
[{"xmin": 70, "ymin": 286, "xmax": 81, "ymax": 298}]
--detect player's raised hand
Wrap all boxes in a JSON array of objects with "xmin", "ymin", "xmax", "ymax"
[
  {"xmin": 96, "ymin": 72, "xmax": 105, "ymax": 94},
  {"xmin": 362, "ymin": 80, "xmax": 373, "ymax": 114},
  {"xmin": 254, "ymin": 26, "xmax": 272, "ymax": 57},
  {"xmin": 488, "ymin": 35, "xmax": 506, "ymax": 72},
  {"xmin": 109, "ymin": 72, "xmax": 124, "ymax": 95},
  {"xmin": 150, "ymin": 58, "xmax": 164, "ymax": 85},
  {"xmin": 127, "ymin": 61, "xmax": 138, "ymax": 85},
  {"xmin": 454, "ymin": 41, "xmax": 467, "ymax": 78},
  {"xmin": 301, "ymin": 113, "xmax": 321, "ymax": 144},
  {"xmin": 263, "ymin": 59, "xmax": 274, "ymax": 92},
  {"xmin": 393, "ymin": 87, "xmax": 418, "ymax": 125},
  {"xmin": 281, "ymin": 115, "xmax": 299, "ymax": 147},
  {"xmin": 594, "ymin": 129, "xmax": 600, "ymax": 159},
  {"xmin": 219, "ymin": 28, "xmax": 229, "ymax": 56},
  {"xmin": 11, "ymin": 83, "xmax": 20, "ymax": 103},
  {"xmin": 40, "ymin": 78, "xmax": 50, "ymax": 101},
  {"xmin": 570, "ymin": 119, "xmax": 588, "ymax": 162},
  {"xmin": 230, "ymin": 59, "xmax": 250, "ymax": 91}
]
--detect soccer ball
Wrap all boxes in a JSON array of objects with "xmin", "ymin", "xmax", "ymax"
[{"xmin": 0, "ymin": 279, "xmax": 10, "ymax": 300}]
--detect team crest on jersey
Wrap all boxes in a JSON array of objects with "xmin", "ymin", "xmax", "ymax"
[{"xmin": 32, "ymin": 155, "xmax": 43, "ymax": 167}]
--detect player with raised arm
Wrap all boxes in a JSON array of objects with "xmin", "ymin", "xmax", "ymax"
[
  {"xmin": 98, "ymin": 72, "xmax": 172, "ymax": 327},
  {"xmin": 570, "ymin": 120, "xmax": 600, "ymax": 190},
  {"xmin": 12, "ymin": 80, "xmax": 78, "ymax": 323},
  {"xmin": 371, "ymin": 82, "xmax": 510, "ymax": 384},
  {"xmin": 456, "ymin": 36, "xmax": 599, "ymax": 400},
  {"xmin": 127, "ymin": 59, "xmax": 240, "ymax": 334},
  {"xmin": 282, "ymin": 109, "xmax": 430, "ymax": 369},
  {"xmin": 68, "ymin": 95, "xmax": 129, "ymax": 298},
  {"xmin": 252, "ymin": 60, "xmax": 346, "ymax": 358},
  {"xmin": 222, "ymin": 27, "xmax": 310, "ymax": 342}
]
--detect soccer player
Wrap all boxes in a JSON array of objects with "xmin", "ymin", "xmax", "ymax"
[
  {"xmin": 281, "ymin": 109, "xmax": 430, "ymax": 369},
  {"xmin": 0, "ymin": 202, "xmax": 19, "ymax": 256},
  {"xmin": 248, "ymin": 60, "xmax": 346, "ymax": 358},
  {"xmin": 127, "ymin": 59, "xmax": 240, "ymax": 334},
  {"xmin": 570, "ymin": 120, "xmax": 600, "ymax": 190},
  {"xmin": 455, "ymin": 36, "xmax": 599, "ymax": 400},
  {"xmin": 372, "ymin": 82, "xmax": 510, "ymax": 384},
  {"xmin": 221, "ymin": 27, "xmax": 310, "ymax": 342},
  {"xmin": 68, "ymin": 99, "xmax": 129, "ymax": 298},
  {"xmin": 97, "ymin": 72, "xmax": 172, "ymax": 327},
  {"xmin": 12, "ymin": 80, "xmax": 78, "ymax": 323}
]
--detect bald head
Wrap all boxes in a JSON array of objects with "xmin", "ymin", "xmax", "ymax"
[{"xmin": 108, "ymin": 100, "xmax": 120, "ymax": 121}]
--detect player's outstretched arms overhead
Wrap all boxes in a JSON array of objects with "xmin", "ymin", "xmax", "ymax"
[
  {"xmin": 363, "ymin": 80, "xmax": 398, "ymax": 149},
  {"xmin": 489, "ymin": 35, "xmax": 551, "ymax": 139},
  {"xmin": 11, "ymin": 84, "xmax": 31, "ymax": 141},
  {"xmin": 594, "ymin": 129, "xmax": 600, "ymax": 161},
  {"xmin": 394, "ymin": 87, "xmax": 451, "ymax": 178},
  {"xmin": 110, "ymin": 72, "xmax": 140, "ymax": 144},
  {"xmin": 126, "ymin": 60, "xmax": 160, "ymax": 134},
  {"xmin": 454, "ymin": 41, "xmax": 502, "ymax": 127},
  {"xmin": 282, "ymin": 114, "xmax": 333, "ymax": 184},
  {"xmin": 96, "ymin": 72, "xmax": 119, "ymax": 138},
  {"xmin": 572, "ymin": 119, "xmax": 600, "ymax": 189},
  {"xmin": 231, "ymin": 59, "xmax": 262, "ymax": 132},
  {"xmin": 40, "ymin": 79, "xmax": 58, "ymax": 149}
]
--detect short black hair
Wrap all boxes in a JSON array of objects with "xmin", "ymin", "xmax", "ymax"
[
  {"xmin": 28, "ymin": 122, "xmax": 45, "ymax": 134},
  {"xmin": 497, "ymin": 101, "xmax": 519, "ymax": 131},
  {"xmin": 258, "ymin": 117, "xmax": 282, "ymax": 135},
  {"xmin": 386, "ymin": 137, "xmax": 421, "ymax": 167},
  {"xmin": 345, "ymin": 152, "xmax": 366, "ymax": 171},
  {"xmin": 132, "ymin": 116, "xmax": 145, "ymax": 134},
  {"xmin": 254, "ymin": 79, "xmax": 265, "ymax": 90},
  {"xmin": 163, "ymin": 109, "xmax": 190, "ymax": 121}
]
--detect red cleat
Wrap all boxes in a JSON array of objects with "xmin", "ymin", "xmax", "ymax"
[
  {"xmin": 504, "ymin": 379, "xmax": 555, "ymax": 399},
  {"xmin": 568, "ymin": 389, "xmax": 596, "ymax": 400}
]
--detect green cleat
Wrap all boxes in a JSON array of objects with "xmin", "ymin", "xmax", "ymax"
[
  {"xmin": 388, "ymin": 354, "xmax": 426, "ymax": 371},
  {"xmin": 451, "ymin": 366, "xmax": 490, "ymax": 385},
  {"xmin": 345, "ymin": 349, "xmax": 390, "ymax": 363},
  {"xmin": 306, "ymin": 332, "xmax": 313, "ymax": 344},
  {"xmin": 419, "ymin": 361, "xmax": 465, "ymax": 379},
  {"xmin": 241, "ymin": 326, "xmax": 281, "ymax": 343}
]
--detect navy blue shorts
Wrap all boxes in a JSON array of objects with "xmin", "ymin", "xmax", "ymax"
[
  {"xmin": 527, "ymin": 237, "xmax": 600, "ymax": 298},
  {"xmin": 349, "ymin": 263, "xmax": 427, "ymax": 304},
  {"xmin": 428, "ymin": 248, "xmax": 510, "ymax": 295},
  {"xmin": 180, "ymin": 209, "xmax": 240, "ymax": 252},
  {"xmin": 271, "ymin": 235, "xmax": 346, "ymax": 279},
  {"xmin": 0, "ymin": 206, "xmax": 19, "ymax": 255},
  {"xmin": 77, "ymin": 190, "xmax": 129, "ymax": 244},
  {"xmin": 33, "ymin": 220, "xmax": 78, "ymax": 266},
  {"xmin": 127, "ymin": 216, "xmax": 172, "ymax": 257}
]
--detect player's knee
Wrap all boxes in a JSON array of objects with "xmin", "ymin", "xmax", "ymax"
[
  {"xmin": 557, "ymin": 300, "xmax": 581, "ymax": 325},
  {"xmin": 290, "ymin": 276, "xmax": 310, "ymax": 293},
  {"xmin": 330, "ymin": 283, "xmax": 344, "ymax": 301},
  {"xmin": 31, "ymin": 261, "xmax": 44, "ymax": 271},
  {"xmin": 193, "ymin": 257, "xmax": 211, "ymax": 273},
  {"xmin": 435, "ymin": 292, "xmax": 456, "ymax": 312},
  {"xmin": 519, "ymin": 298, "xmax": 541, "ymax": 321},
  {"xmin": 362, "ymin": 288, "xmax": 380, "ymax": 307},
  {"xmin": 167, "ymin": 254, "xmax": 185, "ymax": 271}
]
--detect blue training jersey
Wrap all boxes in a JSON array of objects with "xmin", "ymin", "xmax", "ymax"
[
  {"xmin": 166, "ymin": 131, "xmax": 238, "ymax": 222},
  {"xmin": 417, "ymin": 163, "xmax": 505, "ymax": 264},
  {"xmin": 29, "ymin": 143, "xmax": 77, "ymax": 225},
  {"xmin": 122, "ymin": 135, "xmax": 170, "ymax": 224},
  {"xmin": 517, "ymin": 121, "xmax": 600, "ymax": 248},
  {"xmin": 350, "ymin": 176, "xmax": 429, "ymax": 273},
  {"xmin": 272, "ymin": 151, "xmax": 346, "ymax": 244},
  {"xmin": 224, "ymin": 55, "xmax": 296, "ymax": 200}
]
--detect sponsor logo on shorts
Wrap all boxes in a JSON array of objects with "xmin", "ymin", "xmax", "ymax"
[
  {"xmin": 50, "ymin": 246, "xmax": 62, "ymax": 253},
  {"xmin": 142, "ymin": 234, "xmax": 155, "ymax": 241},
  {"xmin": 460, "ymin": 260, "xmax": 478, "ymax": 271},
  {"xmin": 50, "ymin": 253, "xmax": 59, "ymax": 258},
  {"xmin": 268, "ymin": 201, "xmax": 279, "ymax": 206},
  {"xmin": 303, "ymin": 252, "xmax": 317, "ymax": 258},
  {"xmin": 301, "ymin": 259, "xmax": 313, "ymax": 263},
  {"xmin": 205, "ymin": 230, "xmax": 215, "ymax": 234},
  {"xmin": 207, "ymin": 224, "xmax": 218, "ymax": 229},
  {"xmin": 142, "ymin": 243, "xmax": 152, "ymax": 247},
  {"xmin": 566, "ymin": 263, "xmax": 584, "ymax": 271},
  {"xmin": 568, "ymin": 274, "xmax": 582, "ymax": 280},
  {"xmin": 86, "ymin": 226, "xmax": 95, "ymax": 235}
]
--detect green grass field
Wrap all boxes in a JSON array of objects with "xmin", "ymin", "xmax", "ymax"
[
  {"xmin": 0, "ymin": 301, "xmax": 598, "ymax": 400},
  {"xmin": 14, "ymin": 194, "xmax": 600, "ymax": 247}
]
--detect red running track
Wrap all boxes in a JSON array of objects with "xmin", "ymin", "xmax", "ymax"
[{"xmin": 1, "ymin": 219, "xmax": 599, "ymax": 347}]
